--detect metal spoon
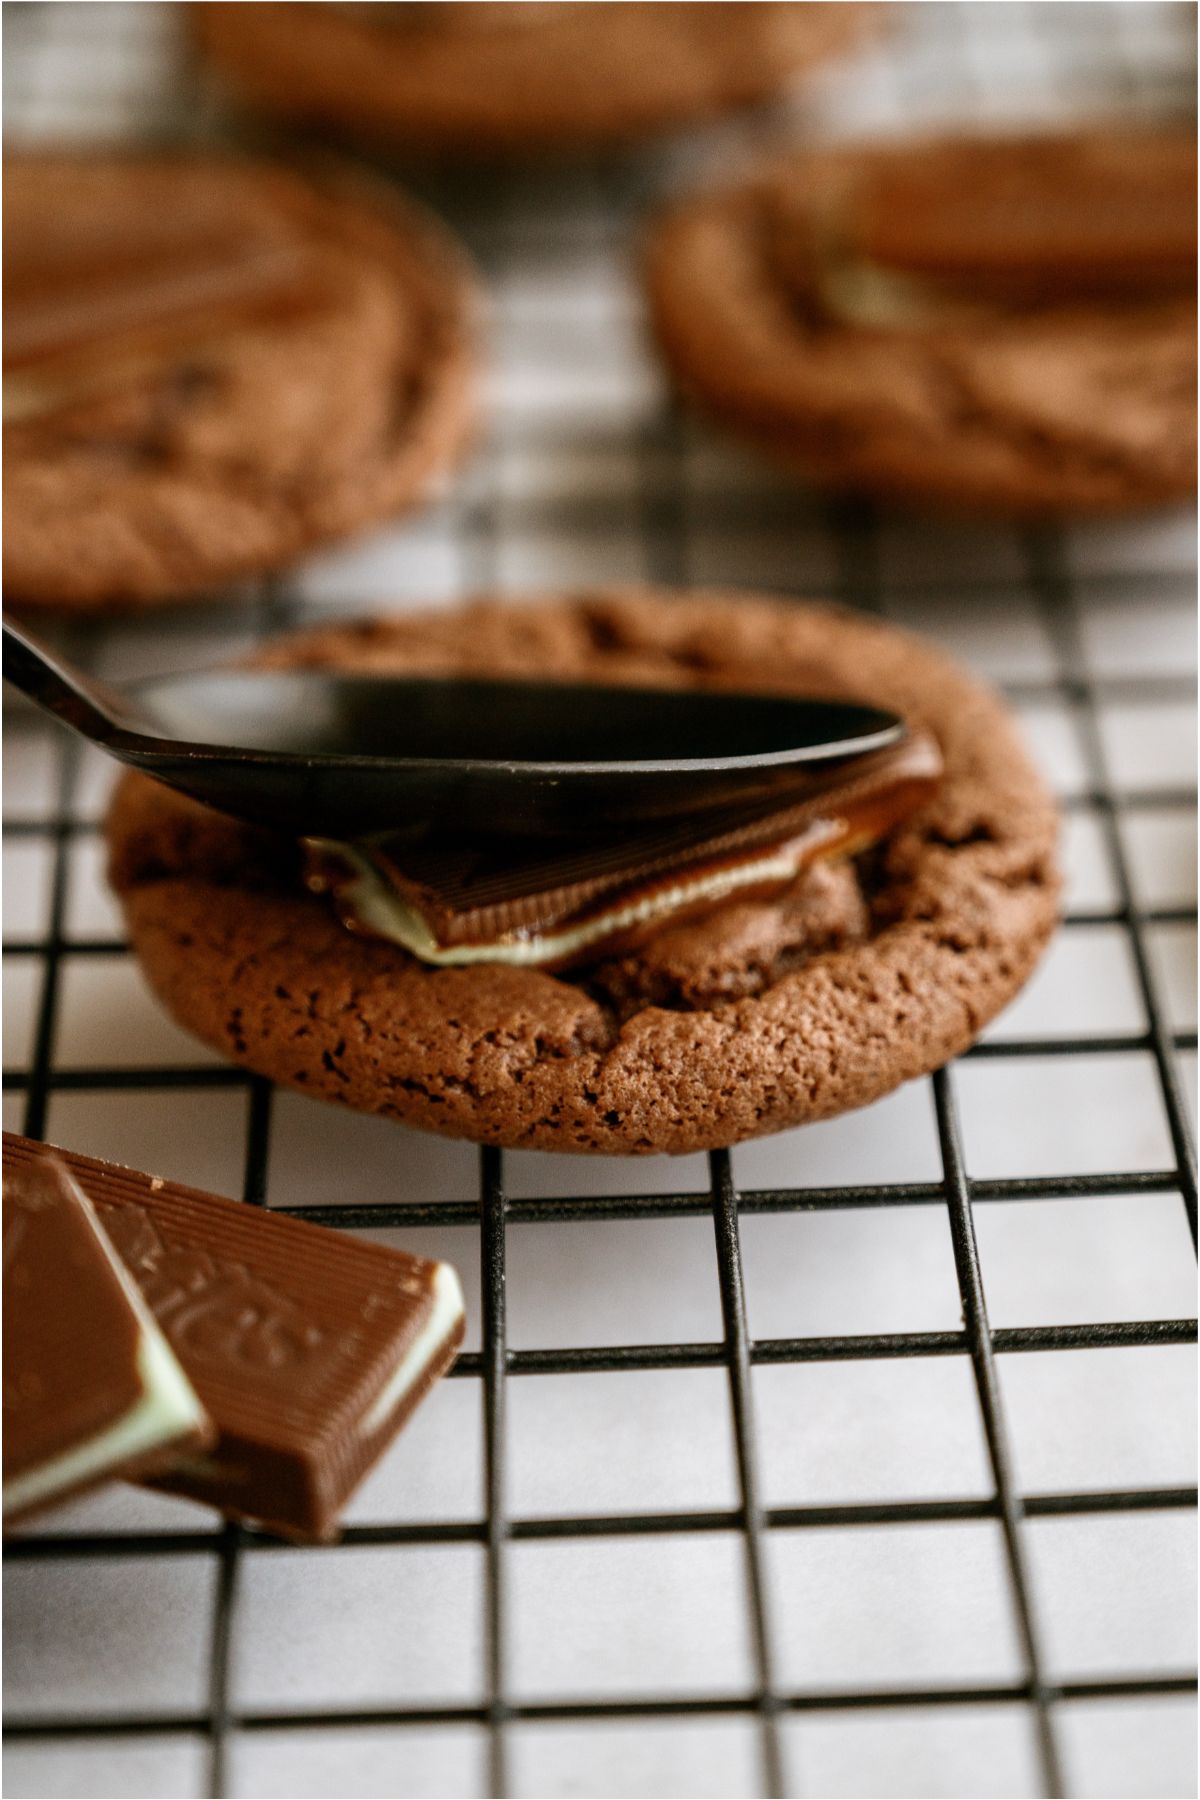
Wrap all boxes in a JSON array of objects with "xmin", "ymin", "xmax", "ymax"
[{"xmin": 3, "ymin": 614, "xmax": 905, "ymax": 839}]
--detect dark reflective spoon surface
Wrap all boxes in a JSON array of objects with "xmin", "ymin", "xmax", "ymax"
[{"xmin": 3, "ymin": 616, "xmax": 905, "ymax": 839}]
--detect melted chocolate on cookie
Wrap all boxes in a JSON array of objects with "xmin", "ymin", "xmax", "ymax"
[
  {"xmin": 771, "ymin": 130, "xmax": 1197, "ymax": 332},
  {"xmin": 4, "ymin": 186, "xmax": 324, "ymax": 422},
  {"xmin": 303, "ymin": 728, "xmax": 942, "ymax": 969}
]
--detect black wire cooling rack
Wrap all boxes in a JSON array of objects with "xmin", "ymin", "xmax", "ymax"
[
  {"xmin": 3, "ymin": 4, "xmax": 1198, "ymax": 1799},
  {"xmin": 7, "ymin": 556, "xmax": 1196, "ymax": 1800}
]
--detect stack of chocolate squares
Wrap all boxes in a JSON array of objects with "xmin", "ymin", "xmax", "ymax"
[{"xmin": 3, "ymin": 1134, "xmax": 465, "ymax": 1542}]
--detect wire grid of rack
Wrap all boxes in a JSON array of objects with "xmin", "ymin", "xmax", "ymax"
[{"xmin": 2, "ymin": 4, "xmax": 1198, "ymax": 1798}]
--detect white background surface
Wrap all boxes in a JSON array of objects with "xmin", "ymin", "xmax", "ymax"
[{"xmin": 3, "ymin": 4, "xmax": 1197, "ymax": 1797}]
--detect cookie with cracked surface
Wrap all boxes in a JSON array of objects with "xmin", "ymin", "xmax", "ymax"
[
  {"xmin": 192, "ymin": 2, "xmax": 870, "ymax": 156},
  {"xmin": 105, "ymin": 590, "xmax": 1060, "ymax": 1156},
  {"xmin": 644, "ymin": 128, "xmax": 1197, "ymax": 515},
  {"xmin": 4, "ymin": 152, "xmax": 479, "ymax": 610}
]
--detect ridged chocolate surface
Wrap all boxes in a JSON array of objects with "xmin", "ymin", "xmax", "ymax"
[{"xmin": 2, "ymin": 1134, "xmax": 465, "ymax": 1541}]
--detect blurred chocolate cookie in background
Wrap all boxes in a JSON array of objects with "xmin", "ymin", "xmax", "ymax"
[
  {"xmin": 645, "ymin": 127, "xmax": 1197, "ymax": 515},
  {"xmin": 192, "ymin": 2, "xmax": 872, "ymax": 156},
  {"xmin": 4, "ymin": 152, "xmax": 480, "ymax": 610}
]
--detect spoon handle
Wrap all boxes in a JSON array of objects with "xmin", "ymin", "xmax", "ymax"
[{"xmin": 2, "ymin": 614, "xmax": 146, "ymax": 744}]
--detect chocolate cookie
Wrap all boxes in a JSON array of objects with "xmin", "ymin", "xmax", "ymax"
[
  {"xmin": 192, "ymin": 2, "xmax": 870, "ymax": 155},
  {"xmin": 644, "ymin": 128, "xmax": 1197, "ymax": 515},
  {"xmin": 105, "ymin": 590, "xmax": 1059, "ymax": 1157},
  {"xmin": 4, "ymin": 153, "xmax": 479, "ymax": 610}
]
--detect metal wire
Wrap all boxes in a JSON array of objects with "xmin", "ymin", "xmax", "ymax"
[{"xmin": 3, "ymin": 574, "xmax": 1197, "ymax": 1800}]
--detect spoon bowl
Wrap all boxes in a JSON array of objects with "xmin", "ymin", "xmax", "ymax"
[{"xmin": 4, "ymin": 616, "xmax": 906, "ymax": 839}]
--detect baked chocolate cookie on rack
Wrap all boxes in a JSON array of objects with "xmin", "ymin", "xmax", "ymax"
[
  {"xmin": 105, "ymin": 589, "xmax": 1060, "ymax": 1156},
  {"xmin": 644, "ymin": 127, "xmax": 1197, "ymax": 515},
  {"xmin": 192, "ymin": 2, "xmax": 871, "ymax": 156},
  {"xmin": 4, "ymin": 153, "xmax": 479, "ymax": 610}
]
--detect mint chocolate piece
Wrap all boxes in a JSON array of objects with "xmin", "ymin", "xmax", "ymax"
[
  {"xmin": 305, "ymin": 727, "xmax": 943, "ymax": 969},
  {"xmin": 4, "ymin": 1152, "xmax": 210, "ymax": 1526},
  {"xmin": 2, "ymin": 1135, "xmax": 465, "ymax": 1542}
]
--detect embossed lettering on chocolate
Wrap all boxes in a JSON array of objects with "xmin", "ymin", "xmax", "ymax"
[{"xmin": 3, "ymin": 1134, "xmax": 466, "ymax": 1542}]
